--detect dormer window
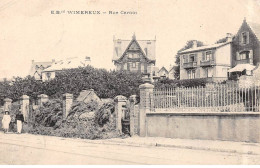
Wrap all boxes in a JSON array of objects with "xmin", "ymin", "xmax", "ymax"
[{"xmin": 241, "ymin": 32, "xmax": 249, "ymax": 44}]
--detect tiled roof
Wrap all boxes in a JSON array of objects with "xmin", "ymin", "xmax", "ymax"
[
  {"xmin": 248, "ymin": 21, "xmax": 260, "ymax": 42},
  {"xmin": 113, "ymin": 37, "xmax": 156, "ymax": 61},
  {"xmin": 179, "ymin": 41, "xmax": 231, "ymax": 54},
  {"xmin": 42, "ymin": 57, "xmax": 91, "ymax": 72}
]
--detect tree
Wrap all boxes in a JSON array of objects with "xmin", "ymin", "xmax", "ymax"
[
  {"xmin": 215, "ymin": 37, "xmax": 227, "ymax": 44},
  {"xmin": 174, "ymin": 40, "xmax": 204, "ymax": 79}
]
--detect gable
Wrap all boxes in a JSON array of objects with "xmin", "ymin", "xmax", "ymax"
[
  {"xmin": 234, "ymin": 20, "xmax": 260, "ymax": 43},
  {"xmin": 113, "ymin": 36, "xmax": 156, "ymax": 62},
  {"xmin": 118, "ymin": 39, "xmax": 149, "ymax": 62}
]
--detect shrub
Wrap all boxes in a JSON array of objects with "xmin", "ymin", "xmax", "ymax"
[{"xmin": 154, "ymin": 78, "xmax": 208, "ymax": 89}]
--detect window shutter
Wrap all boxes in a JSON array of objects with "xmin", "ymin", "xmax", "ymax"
[
  {"xmin": 211, "ymin": 50, "xmax": 215, "ymax": 61},
  {"xmin": 236, "ymin": 52, "xmax": 240, "ymax": 60},
  {"xmin": 240, "ymin": 33, "xmax": 243, "ymax": 44},
  {"xmin": 127, "ymin": 62, "xmax": 130, "ymax": 70},
  {"xmin": 194, "ymin": 54, "xmax": 197, "ymax": 62},
  {"xmin": 138, "ymin": 62, "xmax": 141, "ymax": 72},
  {"xmin": 249, "ymin": 50, "xmax": 253, "ymax": 64},
  {"xmin": 247, "ymin": 32, "xmax": 250, "ymax": 44},
  {"xmin": 196, "ymin": 69, "xmax": 200, "ymax": 78},
  {"xmin": 202, "ymin": 52, "xmax": 205, "ymax": 61}
]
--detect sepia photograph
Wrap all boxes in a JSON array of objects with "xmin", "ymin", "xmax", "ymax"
[{"xmin": 0, "ymin": 0, "xmax": 260, "ymax": 165}]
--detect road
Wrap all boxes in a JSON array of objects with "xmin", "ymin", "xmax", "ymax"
[{"xmin": 0, "ymin": 132, "xmax": 259, "ymax": 165}]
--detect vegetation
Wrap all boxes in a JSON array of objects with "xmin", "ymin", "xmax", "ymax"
[
  {"xmin": 155, "ymin": 78, "xmax": 208, "ymax": 89},
  {"xmin": 0, "ymin": 66, "xmax": 143, "ymax": 105}
]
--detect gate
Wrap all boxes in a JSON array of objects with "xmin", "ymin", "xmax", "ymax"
[{"xmin": 121, "ymin": 105, "xmax": 130, "ymax": 135}]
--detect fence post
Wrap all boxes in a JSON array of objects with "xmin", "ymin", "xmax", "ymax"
[
  {"xmin": 20, "ymin": 95, "xmax": 29, "ymax": 122},
  {"xmin": 62, "ymin": 93, "xmax": 73, "ymax": 119},
  {"xmin": 3, "ymin": 98, "xmax": 12, "ymax": 111},
  {"xmin": 139, "ymin": 83, "xmax": 154, "ymax": 137},
  {"xmin": 37, "ymin": 94, "xmax": 49, "ymax": 106},
  {"xmin": 114, "ymin": 95, "xmax": 127, "ymax": 134},
  {"xmin": 129, "ymin": 95, "xmax": 137, "ymax": 136}
]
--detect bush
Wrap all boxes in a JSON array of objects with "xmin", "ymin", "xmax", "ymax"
[{"xmin": 155, "ymin": 78, "xmax": 208, "ymax": 89}]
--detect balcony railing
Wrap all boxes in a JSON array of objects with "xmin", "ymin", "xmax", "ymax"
[
  {"xmin": 183, "ymin": 62, "xmax": 197, "ymax": 69},
  {"xmin": 235, "ymin": 59, "xmax": 253, "ymax": 65},
  {"xmin": 200, "ymin": 60, "xmax": 215, "ymax": 67}
]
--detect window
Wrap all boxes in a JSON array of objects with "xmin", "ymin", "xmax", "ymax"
[
  {"xmin": 46, "ymin": 72, "xmax": 51, "ymax": 80},
  {"xmin": 205, "ymin": 51, "xmax": 212, "ymax": 61},
  {"xmin": 189, "ymin": 54, "xmax": 195, "ymax": 62},
  {"xmin": 183, "ymin": 55, "xmax": 188, "ymax": 63},
  {"xmin": 188, "ymin": 70, "xmax": 195, "ymax": 79},
  {"xmin": 132, "ymin": 62, "xmax": 136, "ymax": 68},
  {"xmin": 237, "ymin": 51, "xmax": 250, "ymax": 60},
  {"xmin": 241, "ymin": 32, "xmax": 249, "ymax": 44},
  {"xmin": 128, "ymin": 53, "xmax": 133, "ymax": 58}
]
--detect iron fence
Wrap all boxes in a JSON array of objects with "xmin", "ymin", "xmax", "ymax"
[{"xmin": 152, "ymin": 83, "xmax": 260, "ymax": 112}]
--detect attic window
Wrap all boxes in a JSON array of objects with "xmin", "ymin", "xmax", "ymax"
[
  {"xmin": 147, "ymin": 41, "xmax": 151, "ymax": 44},
  {"xmin": 241, "ymin": 32, "xmax": 249, "ymax": 44}
]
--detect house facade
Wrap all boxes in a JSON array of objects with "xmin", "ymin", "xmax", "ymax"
[
  {"xmin": 179, "ymin": 36, "xmax": 232, "ymax": 82},
  {"xmin": 112, "ymin": 34, "xmax": 156, "ymax": 75},
  {"xmin": 168, "ymin": 66, "xmax": 176, "ymax": 80},
  {"xmin": 158, "ymin": 67, "xmax": 169, "ymax": 78},
  {"xmin": 228, "ymin": 19, "xmax": 260, "ymax": 78},
  {"xmin": 41, "ymin": 57, "xmax": 91, "ymax": 81},
  {"xmin": 29, "ymin": 59, "xmax": 55, "ymax": 80}
]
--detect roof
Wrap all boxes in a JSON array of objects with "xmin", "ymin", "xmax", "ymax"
[
  {"xmin": 29, "ymin": 60, "xmax": 54, "ymax": 78},
  {"xmin": 169, "ymin": 66, "xmax": 177, "ymax": 72},
  {"xmin": 247, "ymin": 21, "xmax": 260, "ymax": 42},
  {"xmin": 76, "ymin": 89, "xmax": 100, "ymax": 103},
  {"xmin": 228, "ymin": 64, "xmax": 256, "ymax": 73},
  {"xmin": 179, "ymin": 41, "xmax": 231, "ymax": 54},
  {"xmin": 113, "ymin": 35, "xmax": 156, "ymax": 61},
  {"xmin": 42, "ymin": 57, "xmax": 91, "ymax": 72},
  {"xmin": 158, "ymin": 66, "xmax": 169, "ymax": 73}
]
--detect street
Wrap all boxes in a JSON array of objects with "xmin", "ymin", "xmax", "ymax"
[{"xmin": 0, "ymin": 132, "xmax": 259, "ymax": 165}]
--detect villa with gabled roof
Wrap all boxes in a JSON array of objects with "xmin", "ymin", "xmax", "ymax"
[{"xmin": 112, "ymin": 34, "xmax": 156, "ymax": 75}]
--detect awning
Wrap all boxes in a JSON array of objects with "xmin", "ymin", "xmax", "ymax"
[{"xmin": 228, "ymin": 64, "xmax": 256, "ymax": 73}]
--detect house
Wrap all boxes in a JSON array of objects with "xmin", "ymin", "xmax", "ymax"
[
  {"xmin": 228, "ymin": 18, "xmax": 260, "ymax": 79},
  {"xmin": 29, "ymin": 59, "xmax": 55, "ymax": 80},
  {"xmin": 112, "ymin": 34, "xmax": 156, "ymax": 75},
  {"xmin": 178, "ymin": 34, "xmax": 233, "ymax": 82},
  {"xmin": 41, "ymin": 57, "xmax": 91, "ymax": 81},
  {"xmin": 168, "ymin": 66, "xmax": 177, "ymax": 80},
  {"xmin": 76, "ymin": 89, "xmax": 101, "ymax": 105},
  {"xmin": 158, "ymin": 66, "xmax": 169, "ymax": 79}
]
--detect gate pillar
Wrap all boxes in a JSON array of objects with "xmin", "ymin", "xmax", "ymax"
[{"xmin": 114, "ymin": 95, "xmax": 127, "ymax": 134}]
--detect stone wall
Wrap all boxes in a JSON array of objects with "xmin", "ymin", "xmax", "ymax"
[{"xmin": 146, "ymin": 112, "xmax": 260, "ymax": 143}]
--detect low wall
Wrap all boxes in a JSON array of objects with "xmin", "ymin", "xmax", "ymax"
[{"xmin": 146, "ymin": 112, "xmax": 260, "ymax": 143}]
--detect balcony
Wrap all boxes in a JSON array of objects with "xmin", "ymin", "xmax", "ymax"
[
  {"xmin": 183, "ymin": 62, "xmax": 197, "ymax": 69},
  {"xmin": 200, "ymin": 60, "xmax": 215, "ymax": 67},
  {"xmin": 235, "ymin": 59, "xmax": 253, "ymax": 66}
]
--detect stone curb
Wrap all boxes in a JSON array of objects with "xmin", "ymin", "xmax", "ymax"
[{"xmin": 86, "ymin": 139, "xmax": 259, "ymax": 156}]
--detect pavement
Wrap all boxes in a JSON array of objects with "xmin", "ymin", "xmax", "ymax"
[
  {"xmin": 85, "ymin": 136, "xmax": 260, "ymax": 155},
  {"xmin": 1, "ymin": 131, "xmax": 260, "ymax": 155},
  {"xmin": 1, "ymin": 132, "xmax": 260, "ymax": 164}
]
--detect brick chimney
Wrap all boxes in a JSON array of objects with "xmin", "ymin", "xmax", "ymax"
[
  {"xmin": 192, "ymin": 40, "xmax": 197, "ymax": 49},
  {"xmin": 226, "ymin": 33, "xmax": 232, "ymax": 42}
]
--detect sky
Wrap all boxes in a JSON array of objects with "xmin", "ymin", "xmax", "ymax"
[{"xmin": 0, "ymin": 0, "xmax": 260, "ymax": 79}]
